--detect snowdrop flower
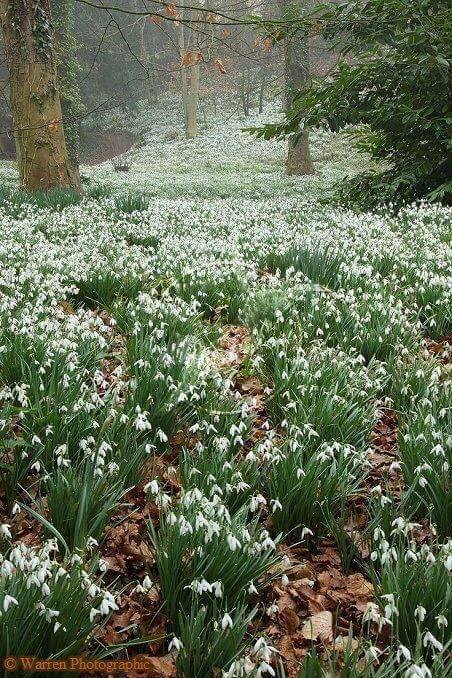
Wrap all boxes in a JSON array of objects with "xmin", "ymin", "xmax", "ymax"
[
  {"xmin": 405, "ymin": 664, "xmax": 432, "ymax": 677},
  {"xmin": 300, "ymin": 527, "xmax": 313, "ymax": 540},
  {"xmin": 86, "ymin": 537, "xmax": 98, "ymax": 551},
  {"xmin": 257, "ymin": 663, "xmax": 275, "ymax": 677},
  {"xmin": 266, "ymin": 603, "xmax": 279, "ymax": 617},
  {"xmin": 422, "ymin": 631, "xmax": 443, "ymax": 652},
  {"xmin": 221, "ymin": 613, "xmax": 233, "ymax": 630},
  {"xmin": 3, "ymin": 595, "xmax": 18, "ymax": 612},
  {"xmin": 168, "ymin": 636, "xmax": 183, "ymax": 652},
  {"xmin": 396, "ymin": 644, "xmax": 411, "ymax": 662},
  {"xmin": 89, "ymin": 608, "xmax": 100, "ymax": 623},
  {"xmin": 157, "ymin": 428, "xmax": 168, "ymax": 443},
  {"xmin": 144, "ymin": 479, "xmax": 159, "ymax": 495},
  {"xmin": 364, "ymin": 645, "xmax": 380, "ymax": 663},
  {"xmin": 0, "ymin": 524, "xmax": 12, "ymax": 539},
  {"xmin": 227, "ymin": 534, "xmax": 241, "ymax": 552},
  {"xmin": 435, "ymin": 614, "xmax": 448, "ymax": 628},
  {"xmin": 248, "ymin": 581, "xmax": 258, "ymax": 595},
  {"xmin": 415, "ymin": 605, "xmax": 427, "ymax": 622}
]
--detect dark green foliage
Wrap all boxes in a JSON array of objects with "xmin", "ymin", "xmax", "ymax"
[
  {"xmin": 257, "ymin": 0, "xmax": 452, "ymax": 207},
  {"xmin": 0, "ymin": 186, "xmax": 112, "ymax": 214},
  {"xmin": 176, "ymin": 604, "xmax": 254, "ymax": 678}
]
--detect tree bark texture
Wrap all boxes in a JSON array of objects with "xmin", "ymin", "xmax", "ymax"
[
  {"xmin": 0, "ymin": 0, "xmax": 78, "ymax": 191},
  {"xmin": 177, "ymin": 2, "xmax": 200, "ymax": 139},
  {"xmin": 50, "ymin": 0, "xmax": 82, "ymax": 186},
  {"xmin": 278, "ymin": 0, "xmax": 315, "ymax": 175}
]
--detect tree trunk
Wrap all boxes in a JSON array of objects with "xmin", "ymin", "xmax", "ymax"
[
  {"xmin": 51, "ymin": 0, "xmax": 83, "ymax": 187},
  {"xmin": 134, "ymin": 1, "xmax": 155, "ymax": 104},
  {"xmin": 287, "ymin": 129, "xmax": 314, "ymax": 175},
  {"xmin": 0, "ymin": 0, "xmax": 79, "ymax": 191},
  {"xmin": 279, "ymin": 0, "xmax": 315, "ymax": 175},
  {"xmin": 176, "ymin": 2, "xmax": 200, "ymax": 139},
  {"xmin": 185, "ymin": 61, "xmax": 200, "ymax": 139},
  {"xmin": 258, "ymin": 66, "xmax": 266, "ymax": 114}
]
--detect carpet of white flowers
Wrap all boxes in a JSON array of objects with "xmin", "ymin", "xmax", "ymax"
[
  {"xmin": 0, "ymin": 97, "xmax": 369, "ymax": 200},
  {"xmin": 0, "ymin": 104, "xmax": 451, "ymax": 677}
]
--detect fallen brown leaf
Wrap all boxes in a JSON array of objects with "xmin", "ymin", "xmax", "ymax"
[{"xmin": 300, "ymin": 611, "xmax": 333, "ymax": 643}]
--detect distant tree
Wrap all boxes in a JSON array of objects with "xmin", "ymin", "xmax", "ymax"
[
  {"xmin": 263, "ymin": 0, "xmax": 452, "ymax": 205},
  {"xmin": 177, "ymin": 1, "xmax": 201, "ymax": 139},
  {"xmin": 278, "ymin": 0, "xmax": 315, "ymax": 175},
  {"xmin": 0, "ymin": 0, "xmax": 79, "ymax": 191}
]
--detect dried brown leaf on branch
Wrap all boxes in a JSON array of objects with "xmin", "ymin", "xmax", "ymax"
[
  {"xmin": 148, "ymin": 14, "xmax": 164, "ymax": 25},
  {"xmin": 181, "ymin": 51, "xmax": 192, "ymax": 67},
  {"xmin": 214, "ymin": 58, "xmax": 227, "ymax": 74}
]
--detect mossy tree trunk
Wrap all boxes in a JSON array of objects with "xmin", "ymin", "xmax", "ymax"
[
  {"xmin": 278, "ymin": 0, "xmax": 315, "ymax": 175},
  {"xmin": 0, "ymin": 0, "xmax": 79, "ymax": 191},
  {"xmin": 50, "ymin": 0, "xmax": 83, "ymax": 185}
]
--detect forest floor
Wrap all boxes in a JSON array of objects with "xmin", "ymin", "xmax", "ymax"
[{"xmin": 0, "ymin": 98, "xmax": 451, "ymax": 677}]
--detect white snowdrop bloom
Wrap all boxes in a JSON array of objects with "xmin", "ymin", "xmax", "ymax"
[
  {"xmin": 270, "ymin": 499, "xmax": 282, "ymax": 513},
  {"xmin": 142, "ymin": 575, "xmax": 153, "ymax": 591},
  {"xmin": 435, "ymin": 614, "xmax": 448, "ymax": 628},
  {"xmin": 363, "ymin": 602, "xmax": 380, "ymax": 624},
  {"xmin": 3, "ymin": 595, "xmax": 19, "ymax": 612},
  {"xmin": 415, "ymin": 605, "xmax": 427, "ymax": 622},
  {"xmin": 364, "ymin": 645, "xmax": 381, "ymax": 663},
  {"xmin": 0, "ymin": 524, "xmax": 12, "ymax": 539},
  {"xmin": 157, "ymin": 429, "xmax": 168, "ymax": 442},
  {"xmin": 300, "ymin": 527, "xmax": 313, "ymax": 540},
  {"xmin": 89, "ymin": 608, "xmax": 100, "ymax": 623},
  {"xmin": 41, "ymin": 582, "xmax": 51, "ymax": 597},
  {"xmin": 212, "ymin": 581, "xmax": 223, "ymax": 598},
  {"xmin": 144, "ymin": 479, "xmax": 159, "ymax": 495},
  {"xmin": 396, "ymin": 644, "xmax": 411, "ymax": 662},
  {"xmin": 422, "ymin": 631, "xmax": 443, "ymax": 652},
  {"xmin": 227, "ymin": 534, "xmax": 241, "ymax": 552},
  {"xmin": 168, "ymin": 636, "xmax": 183, "ymax": 652},
  {"xmin": 405, "ymin": 665, "xmax": 432, "ymax": 678},
  {"xmin": 405, "ymin": 549, "xmax": 418, "ymax": 562},
  {"xmin": 88, "ymin": 583, "xmax": 100, "ymax": 598},
  {"xmin": 221, "ymin": 613, "xmax": 234, "ymax": 630},
  {"xmin": 257, "ymin": 662, "xmax": 275, "ymax": 677},
  {"xmin": 261, "ymin": 536, "xmax": 276, "ymax": 550},
  {"xmin": 266, "ymin": 603, "xmax": 279, "ymax": 617}
]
